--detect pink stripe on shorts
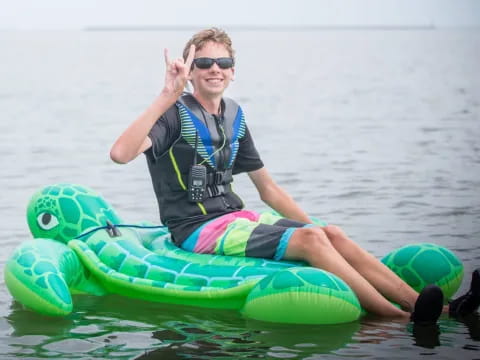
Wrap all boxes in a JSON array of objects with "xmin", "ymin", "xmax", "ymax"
[{"xmin": 188, "ymin": 210, "xmax": 260, "ymax": 253}]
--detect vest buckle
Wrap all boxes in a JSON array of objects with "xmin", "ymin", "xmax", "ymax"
[{"xmin": 207, "ymin": 184, "xmax": 225, "ymax": 197}]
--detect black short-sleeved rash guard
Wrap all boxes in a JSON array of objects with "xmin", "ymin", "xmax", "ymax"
[{"xmin": 144, "ymin": 98, "xmax": 264, "ymax": 244}]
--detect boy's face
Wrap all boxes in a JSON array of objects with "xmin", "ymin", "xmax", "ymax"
[{"xmin": 189, "ymin": 41, "xmax": 235, "ymax": 99}]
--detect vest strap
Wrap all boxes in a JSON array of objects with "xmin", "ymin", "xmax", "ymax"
[
  {"xmin": 206, "ymin": 169, "xmax": 233, "ymax": 186},
  {"xmin": 206, "ymin": 184, "xmax": 225, "ymax": 197},
  {"xmin": 205, "ymin": 169, "xmax": 233, "ymax": 197}
]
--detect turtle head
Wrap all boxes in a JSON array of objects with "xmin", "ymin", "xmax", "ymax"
[{"xmin": 27, "ymin": 184, "xmax": 122, "ymax": 243}]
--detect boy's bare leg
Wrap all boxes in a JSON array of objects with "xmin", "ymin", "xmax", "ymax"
[{"xmin": 284, "ymin": 227, "xmax": 410, "ymax": 319}]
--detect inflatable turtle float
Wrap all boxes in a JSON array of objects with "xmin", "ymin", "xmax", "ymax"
[{"xmin": 4, "ymin": 184, "xmax": 465, "ymax": 324}]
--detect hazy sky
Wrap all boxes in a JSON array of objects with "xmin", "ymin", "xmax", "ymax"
[{"xmin": 0, "ymin": 0, "xmax": 479, "ymax": 30}]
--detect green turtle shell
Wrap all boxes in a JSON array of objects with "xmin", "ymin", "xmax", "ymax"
[{"xmin": 381, "ymin": 243, "xmax": 464, "ymax": 301}]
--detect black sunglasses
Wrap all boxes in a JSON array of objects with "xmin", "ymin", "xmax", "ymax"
[{"xmin": 192, "ymin": 57, "xmax": 235, "ymax": 70}]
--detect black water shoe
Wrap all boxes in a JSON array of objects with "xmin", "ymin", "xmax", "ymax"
[
  {"xmin": 449, "ymin": 268, "xmax": 480, "ymax": 318},
  {"xmin": 411, "ymin": 284, "xmax": 444, "ymax": 325}
]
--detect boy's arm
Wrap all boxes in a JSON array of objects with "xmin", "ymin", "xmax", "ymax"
[
  {"xmin": 110, "ymin": 94, "xmax": 175, "ymax": 164},
  {"xmin": 110, "ymin": 46, "xmax": 195, "ymax": 164},
  {"xmin": 247, "ymin": 167, "xmax": 312, "ymax": 223}
]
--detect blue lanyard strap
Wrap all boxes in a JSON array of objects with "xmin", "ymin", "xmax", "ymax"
[{"xmin": 74, "ymin": 222, "xmax": 167, "ymax": 240}]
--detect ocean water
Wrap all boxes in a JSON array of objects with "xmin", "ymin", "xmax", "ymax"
[{"xmin": 0, "ymin": 29, "xmax": 479, "ymax": 359}]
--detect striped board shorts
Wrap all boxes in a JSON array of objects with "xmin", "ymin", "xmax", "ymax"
[{"xmin": 181, "ymin": 210, "xmax": 317, "ymax": 261}]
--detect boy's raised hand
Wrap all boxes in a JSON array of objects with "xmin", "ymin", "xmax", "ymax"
[{"xmin": 163, "ymin": 44, "xmax": 195, "ymax": 98}]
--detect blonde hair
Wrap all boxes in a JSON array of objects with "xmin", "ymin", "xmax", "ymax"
[{"xmin": 183, "ymin": 27, "xmax": 235, "ymax": 61}]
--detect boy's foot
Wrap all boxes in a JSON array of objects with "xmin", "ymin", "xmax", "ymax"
[
  {"xmin": 411, "ymin": 284, "xmax": 444, "ymax": 325},
  {"xmin": 449, "ymin": 268, "xmax": 480, "ymax": 318}
]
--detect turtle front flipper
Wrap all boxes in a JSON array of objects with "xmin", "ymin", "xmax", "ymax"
[{"xmin": 4, "ymin": 238, "xmax": 105, "ymax": 316}]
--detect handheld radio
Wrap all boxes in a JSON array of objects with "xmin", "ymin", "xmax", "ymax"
[
  {"xmin": 188, "ymin": 130, "xmax": 207, "ymax": 202},
  {"xmin": 188, "ymin": 164, "xmax": 207, "ymax": 202}
]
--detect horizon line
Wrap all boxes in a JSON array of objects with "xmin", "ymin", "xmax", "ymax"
[{"xmin": 84, "ymin": 24, "xmax": 440, "ymax": 32}]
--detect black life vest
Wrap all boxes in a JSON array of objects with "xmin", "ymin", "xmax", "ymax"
[{"xmin": 147, "ymin": 93, "xmax": 247, "ymax": 226}]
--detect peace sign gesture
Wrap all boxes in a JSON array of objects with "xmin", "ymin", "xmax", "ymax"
[{"xmin": 163, "ymin": 44, "xmax": 196, "ymax": 98}]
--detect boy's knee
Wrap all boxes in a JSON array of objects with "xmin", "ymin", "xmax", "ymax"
[
  {"xmin": 323, "ymin": 224, "xmax": 346, "ymax": 244},
  {"xmin": 290, "ymin": 227, "xmax": 331, "ymax": 258},
  {"xmin": 323, "ymin": 224, "xmax": 344, "ymax": 238}
]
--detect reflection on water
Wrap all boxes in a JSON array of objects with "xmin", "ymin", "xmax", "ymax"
[
  {"xmin": 1, "ymin": 28, "xmax": 479, "ymax": 359},
  {"xmin": 5, "ymin": 295, "xmax": 361, "ymax": 359},
  {"xmin": 3, "ymin": 295, "xmax": 480, "ymax": 359},
  {"xmin": 412, "ymin": 323, "xmax": 443, "ymax": 349}
]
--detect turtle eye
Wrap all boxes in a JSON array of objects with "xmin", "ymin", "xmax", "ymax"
[{"xmin": 37, "ymin": 212, "xmax": 59, "ymax": 230}]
